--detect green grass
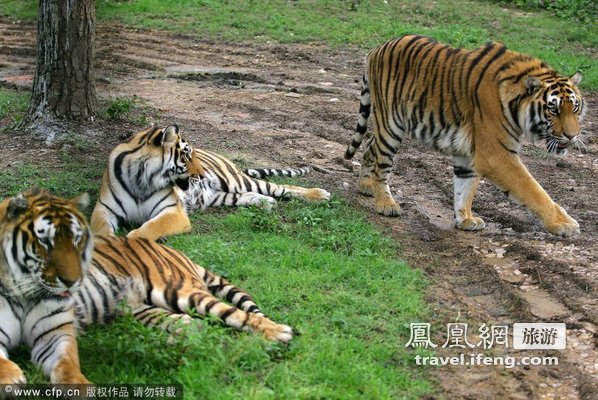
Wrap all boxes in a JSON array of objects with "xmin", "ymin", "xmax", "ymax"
[
  {"xmin": 100, "ymin": 95, "xmax": 153, "ymax": 124},
  {"xmin": 0, "ymin": 87, "xmax": 29, "ymax": 130},
  {"xmin": 0, "ymin": 0, "xmax": 595, "ymax": 88},
  {"xmin": 7, "ymin": 195, "xmax": 433, "ymax": 399}
]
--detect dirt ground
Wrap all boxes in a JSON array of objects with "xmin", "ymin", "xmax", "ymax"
[{"xmin": 0, "ymin": 18, "xmax": 596, "ymax": 399}]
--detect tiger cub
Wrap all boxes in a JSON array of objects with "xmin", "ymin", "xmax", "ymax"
[
  {"xmin": 181, "ymin": 148, "xmax": 331, "ymax": 213},
  {"xmin": 0, "ymin": 188, "xmax": 293, "ymax": 384},
  {"xmin": 90, "ymin": 125, "xmax": 204, "ymax": 241},
  {"xmin": 345, "ymin": 35, "xmax": 584, "ymax": 236}
]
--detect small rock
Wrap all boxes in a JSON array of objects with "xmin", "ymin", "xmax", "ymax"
[
  {"xmin": 556, "ymin": 159, "xmax": 571, "ymax": 169},
  {"xmin": 285, "ymin": 92, "xmax": 303, "ymax": 98}
]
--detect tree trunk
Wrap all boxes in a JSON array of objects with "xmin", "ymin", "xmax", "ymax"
[{"xmin": 27, "ymin": 0, "xmax": 96, "ymax": 142}]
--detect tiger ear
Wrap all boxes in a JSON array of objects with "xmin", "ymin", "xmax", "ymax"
[
  {"xmin": 569, "ymin": 72, "xmax": 582, "ymax": 86},
  {"xmin": 161, "ymin": 125, "xmax": 180, "ymax": 147},
  {"xmin": 525, "ymin": 76, "xmax": 542, "ymax": 95},
  {"xmin": 70, "ymin": 193, "xmax": 90, "ymax": 211},
  {"xmin": 7, "ymin": 195, "xmax": 29, "ymax": 220}
]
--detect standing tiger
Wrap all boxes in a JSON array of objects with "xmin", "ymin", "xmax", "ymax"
[
  {"xmin": 0, "ymin": 188, "xmax": 293, "ymax": 384},
  {"xmin": 181, "ymin": 148, "xmax": 331, "ymax": 213},
  {"xmin": 90, "ymin": 125, "xmax": 205, "ymax": 241},
  {"xmin": 344, "ymin": 35, "xmax": 584, "ymax": 236}
]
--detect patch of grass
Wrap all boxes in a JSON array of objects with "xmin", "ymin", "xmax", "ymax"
[
  {"xmin": 1, "ymin": 0, "xmax": 595, "ymax": 88},
  {"xmin": 101, "ymin": 95, "xmax": 153, "ymax": 124},
  {"xmin": 497, "ymin": 0, "xmax": 596, "ymax": 22},
  {"xmin": 0, "ymin": 87, "xmax": 29, "ymax": 131},
  {"xmin": 0, "ymin": 0, "xmax": 37, "ymax": 19}
]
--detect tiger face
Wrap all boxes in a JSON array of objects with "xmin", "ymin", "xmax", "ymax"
[
  {"xmin": 143, "ymin": 125, "xmax": 204, "ymax": 192},
  {"xmin": 0, "ymin": 188, "xmax": 93, "ymax": 300},
  {"xmin": 525, "ymin": 72, "xmax": 584, "ymax": 155}
]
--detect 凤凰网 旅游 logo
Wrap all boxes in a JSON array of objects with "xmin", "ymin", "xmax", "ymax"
[{"xmin": 405, "ymin": 322, "xmax": 566, "ymax": 350}]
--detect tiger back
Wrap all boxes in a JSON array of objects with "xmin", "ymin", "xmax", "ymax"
[
  {"xmin": 344, "ymin": 35, "xmax": 584, "ymax": 237},
  {"xmin": 181, "ymin": 148, "xmax": 331, "ymax": 213},
  {"xmin": 0, "ymin": 189, "xmax": 293, "ymax": 384},
  {"xmin": 91, "ymin": 125, "xmax": 205, "ymax": 241}
]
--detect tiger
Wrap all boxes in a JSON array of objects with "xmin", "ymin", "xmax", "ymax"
[
  {"xmin": 344, "ymin": 35, "xmax": 584, "ymax": 237},
  {"xmin": 180, "ymin": 148, "xmax": 331, "ymax": 213},
  {"xmin": 0, "ymin": 188, "xmax": 293, "ymax": 384},
  {"xmin": 90, "ymin": 124, "xmax": 205, "ymax": 242}
]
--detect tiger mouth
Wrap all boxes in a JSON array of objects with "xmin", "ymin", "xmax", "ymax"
[{"xmin": 545, "ymin": 138, "xmax": 569, "ymax": 154}]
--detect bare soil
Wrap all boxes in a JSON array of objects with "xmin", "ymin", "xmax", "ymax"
[{"xmin": 1, "ymin": 18, "xmax": 596, "ymax": 399}]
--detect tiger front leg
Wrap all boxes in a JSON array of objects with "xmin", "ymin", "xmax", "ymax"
[
  {"xmin": 477, "ymin": 154, "xmax": 579, "ymax": 237},
  {"xmin": 30, "ymin": 323, "xmax": 89, "ymax": 384},
  {"xmin": 0, "ymin": 358, "xmax": 25, "ymax": 384},
  {"xmin": 0, "ymin": 297, "xmax": 25, "ymax": 383},
  {"xmin": 127, "ymin": 203, "xmax": 191, "ymax": 241},
  {"xmin": 453, "ymin": 157, "xmax": 485, "ymax": 231},
  {"xmin": 90, "ymin": 203, "xmax": 118, "ymax": 237}
]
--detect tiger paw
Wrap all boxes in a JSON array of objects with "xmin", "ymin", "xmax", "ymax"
[
  {"xmin": 126, "ymin": 229, "xmax": 144, "ymax": 239},
  {"xmin": 456, "ymin": 216, "xmax": 486, "ymax": 231},
  {"xmin": 0, "ymin": 360, "xmax": 26, "ymax": 384},
  {"xmin": 305, "ymin": 188, "xmax": 331, "ymax": 202},
  {"xmin": 263, "ymin": 323, "xmax": 294, "ymax": 344},
  {"xmin": 239, "ymin": 193, "xmax": 277, "ymax": 210},
  {"xmin": 375, "ymin": 196, "xmax": 400, "ymax": 217},
  {"xmin": 545, "ymin": 214, "xmax": 580, "ymax": 237},
  {"xmin": 51, "ymin": 370, "xmax": 90, "ymax": 385}
]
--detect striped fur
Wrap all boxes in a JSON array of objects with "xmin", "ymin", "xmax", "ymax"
[
  {"xmin": 345, "ymin": 35, "xmax": 584, "ymax": 236},
  {"xmin": 91, "ymin": 125, "xmax": 204, "ymax": 241},
  {"xmin": 1, "ymin": 190, "xmax": 293, "ymax": 384},
  {"xmin": 0, "ymin": 188, "xmax": 93, "ymax": 384},
  {"xmin": 181, "ymin": 149, "xmax": 330, "ymax": 213}
]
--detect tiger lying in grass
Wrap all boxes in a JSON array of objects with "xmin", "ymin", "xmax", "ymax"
[
  {"xmin": 91, "ymin": 125, "xmax": 330, "ymax": 241},
  {"xmin": 0, "ymin": 188, "xmax": 293, "ymax": 384}
]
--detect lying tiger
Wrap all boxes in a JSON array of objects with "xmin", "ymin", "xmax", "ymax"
[
  {"xmin": 90, "ymin": 125, "xmax": 204, "ymax": 241},
  {"xmin": 91, "ymin": 125, "xmax": 330, "ymax": 241},
  {"xmin": 0, "ymin": 188, "xmax": 293, "ymax": 384}
]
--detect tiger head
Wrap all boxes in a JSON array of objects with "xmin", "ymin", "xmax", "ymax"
[
  {"xmin": 0, "ymin": 188, "xmax": 93, "ymax": 301},
  {"xmin": 524, "ymin": 72, "xmax": 584, "ymax": 155},
  {"xmin": 128, "ymin": 125, "xmax": 205, "ymax": 195}
]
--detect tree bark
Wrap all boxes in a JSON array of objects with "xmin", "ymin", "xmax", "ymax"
[{"xmin": 27, "ymin": 0, "xmax": 96, "ymax": 142}]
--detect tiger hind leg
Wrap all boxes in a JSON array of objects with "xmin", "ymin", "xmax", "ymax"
[
  {"xmin": 199, "ymin": 268, "xmax": 292, "ymax": 341},
  {"xmin": 357, "ymin": 137, "xmax": 375, "ymax": 196},
  {"xmin": 369, "ymin": 126, "xmax": 401, "ymax": 217},
  {"xmin": 132, "ymin": 304, "xmax": 195, "ymax": 334},
  {"xmin": 181, "ymin": 290, "xmax": 293, "ymax": 343},
  {"xmin": 210, "ymin": 191, "xmax": 277, "ymax": 210},
  {"xmin": 249, "ymin": 178, "xmax": 330, "ymax": 203},
  {"xmin": 453, "ymin": 157, "xmax": 485, "ymax": 231}
]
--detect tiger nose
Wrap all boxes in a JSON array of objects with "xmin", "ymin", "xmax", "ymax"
[
  {"xmin": 563, "ymin": 132, "xmax": 577, "ymax": 140},
  {"xmin": 57, "ymin": 276, "xmax": 78, "ymax": 288}
]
